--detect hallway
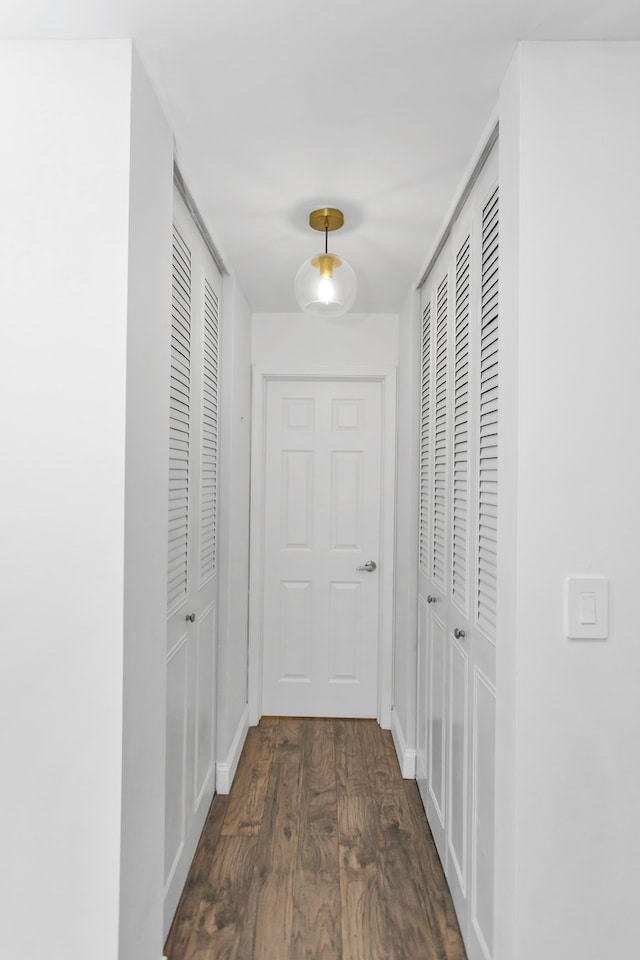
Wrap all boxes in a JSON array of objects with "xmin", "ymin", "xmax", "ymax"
[{"xmin": 164, "ymin": 718, "xmax": 466, "ymax": 960}]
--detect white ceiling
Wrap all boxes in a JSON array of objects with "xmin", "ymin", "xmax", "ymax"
[{"xmin": 3, "ymin": 0, "xmax": 640, "ymax": 312}]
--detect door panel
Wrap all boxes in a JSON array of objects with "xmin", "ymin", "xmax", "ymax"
[
  {"xmin": 279, "ymin": 580, "xmax": 312, "ymax": 679},
  {"xmin": 261, "ymin": 379, "xmax": 382, "ymax": 718},
  {"xmin": 329, "ymin": 581, "xmax": 362, "ymax": 679},
  {"xmin": 427, "ymin": 610, "xmax": 447, "ymax": 851},
  {"xmin": 432, "ymin": 274, "xmax": 450, "ymax": 593},
  {"xmin": 331, "ymin": 451, "xmax": 363, "ymax": 548},
  {"xmin": 164, "ymin": 637, "xmax": 187, "ymax": 887},
  {"xmin": 471, "ymin": 668, "xmax": 496, "ymax": 959},
  {"xmin": 448, "ymin": 630, "xmax": 469, "ymax": 904},
  {"xmin": 283, "ymin": 451, "xmax": 313, "ymax": 546},
  {"xmin": 167, "ymin": 224, "xmax": 192, "ymax": 619},
  {"xmin": 194, "ymin": 602, "xmax": 217, "ymax": 806},
  {"xmin": 416, "ymin": 597, "xmax": 429, "ymax": 786}
]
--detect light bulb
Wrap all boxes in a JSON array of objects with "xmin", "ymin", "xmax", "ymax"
[
  {"xmin": 318, "ymin": 273, "xmax": 335, "ymax": 304},
  {"xmin": 294, "ymin": 249, "xmax": 357, "ymax": 318}
]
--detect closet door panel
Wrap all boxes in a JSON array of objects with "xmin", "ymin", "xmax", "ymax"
[
  {"xmin": 164, "ymin": 189, "xmax": 222, "ymax": 936},
  {"xmin": 452, "ymin": 234, "xmax": 472, "ymax": 617},
  {"xmin": 448, "ymin": 630, "xmax": 469, "ymax": 908},
  {"xmin": 470, "ymin": 668, "xmax": 496, "ymax": 960},
  {"xmin": 427, "ymin": 609, "xmax": 447, "ymax": 857},
  {"xmin": 167, "ymin": 225, "xmax": 192, "ymax": 624},
  {"xmin": 416, "ymin": 142, "xmax": 498, "ymax": 960},
  {"xmin": 194, "ymin": 601, "xmax": 217, "ymax": 807},
  {"xmin": 466, "ymin": 178, "xmax": 498, "ymax": 960},
  {"xmin": 432, "ymin": 275, "xmax": 449, "ymax": 593},
  {"xmin": 419, "ymin": 300, "xmax": 432, "ymax": 576},
  {"xmin": 416, "ymin": 295, "xmax": 433, "ymax": 812},
  {"xmin": 199, "ymin": 278, "xmax": 219, "ymax": 588},
  {"xmin": 416, "ymin": 595, "xmax": 429, "ymax": 790},
  {"xmin": 476, "ymin": 185, "xmax": 499, "ymax": 642},
  {"xmin": 164, "ymin": 637, "xmax": 188, "ymax": 886}
]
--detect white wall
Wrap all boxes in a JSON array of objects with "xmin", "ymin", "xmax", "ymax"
[
  {"xmin": 216, "ymin": 272, "xmax": 253, "ymax": 783},
  {"xmin": 497, "ymin": 42, "xmax": 640, "ymax": 960},
  {"xmin": 252, "ymin": 311, "xmax": 399, "ymax": 372},
  {"xmin": 0, "ymin": 41, "xmax": 172, "ymax": 960}
]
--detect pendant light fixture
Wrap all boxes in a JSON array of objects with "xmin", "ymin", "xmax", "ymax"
[{"xmin": 294, "ymin": 207, "xmax": 357, "ymax": 317}]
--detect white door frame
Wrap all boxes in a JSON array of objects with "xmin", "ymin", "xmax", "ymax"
[{"xmin": 248, "ymin": 366, "xmax": 397, "ymax": 728}]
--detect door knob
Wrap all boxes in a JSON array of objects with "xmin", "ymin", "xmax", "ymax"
[
  {"xmin": 454, "ymin": 627, "xmax": 465, "ymax": 639},
  {"xmin": 427, "ymin": 595, "xmax": 437, "ymax": 603},
  {"xmin": 356, "ymin": 560, "xmax": 377, "ymax": 572},
  {"xmin": 186, "ymin": 613, "xmax": 196, "ymax": 623}
]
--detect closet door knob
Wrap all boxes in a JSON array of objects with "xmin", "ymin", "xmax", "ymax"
[
  {"xmin": 454, "ymin": 627, "xmax": 465, "ymax": 640},
  {"xmin": 427, "ymin": 595, "xmax": 437, "ymax": 604},
  {"xmin": 186, "ymin": 613, "xmax": 196, "ymax": 623}
]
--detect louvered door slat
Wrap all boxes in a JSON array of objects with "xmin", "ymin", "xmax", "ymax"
[
  {"xmin": 199, "ymin": 277, "xmax": 219, "ymax": 585},
  {"xmin": 171, "ymin": 344, "xmax": 190, "ymax": 371},
  {"xmin": 432, "ymin": 275, "xmax": 448, "ymax": 591},
  {"xmin": 451, "ymin": 235, "xmax": 471, "ymax": 612},
  {"xmin": 168, "ymin": 224, "xmax": 191, "ymax": 613},
  {"xmin": 170, "ymin": 374, "xmax": 190, "ymax": 398},
  {"xmin": 419, "ymin": 301, "xmax": 432, "ymax": 573},
  {"xmin": 476, "ymin": 186, "xmax": 499, "ymax": 639}
]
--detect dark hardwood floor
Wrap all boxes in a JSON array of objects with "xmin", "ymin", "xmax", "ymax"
[{"xmin": 164, "ymin": 718, "xmax": 467, "ymax": 960}]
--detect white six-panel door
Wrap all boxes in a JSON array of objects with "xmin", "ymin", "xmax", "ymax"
[
  {"xmin": 416, "ymin": 142, "xmax": 498, "ymax": 960},
  {"xmin": 164, "ymin": 189, "xmax": 222, "ymax": 934},
  {"xmin": 261, "ymin": 379, "xmax": 383, "ymax": 718}
]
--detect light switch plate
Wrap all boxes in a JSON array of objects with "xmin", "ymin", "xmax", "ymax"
[{"xmin": 566, "ymin": 577, "xmax": 608, "ymax": 640}]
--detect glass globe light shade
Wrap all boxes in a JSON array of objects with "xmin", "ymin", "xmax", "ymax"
[{"xmin": 294, "ymin": 252, "xmax": 357, "ymax": 318}]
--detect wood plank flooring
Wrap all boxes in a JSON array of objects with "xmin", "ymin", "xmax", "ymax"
[{"xmin": 164, "ymin": 718, "xmax": 467, "ymax": 960}]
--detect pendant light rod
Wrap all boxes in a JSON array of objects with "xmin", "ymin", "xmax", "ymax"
[{"xmin": 309, "ymin": 207, "xmax": 343, "ymax": 258}]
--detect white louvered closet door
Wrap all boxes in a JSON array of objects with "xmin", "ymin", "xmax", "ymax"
[
  {"xmin": 164, "ymin": 188, "xmax": 222, "ymax": 935},
  {"xmin": 422, "ymin": 270, "xmax": 450, "ymax": 859},
  {"xmin": 416, "ymin": 141, "xmax": 498, "ymax": 960}
]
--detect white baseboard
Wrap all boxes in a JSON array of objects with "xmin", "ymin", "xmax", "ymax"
[
  {"xmin": 215, "ymin": 703, "xmax": 250, "ymax": 794},
  {"xmin": 391, "ymin": 706, "xmax": 416, "ymax": 779}
]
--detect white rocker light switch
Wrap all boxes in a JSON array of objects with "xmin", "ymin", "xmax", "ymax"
[{"xmin": 566, "ymin": 577, "xmax": 608, "ymax": 640}]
